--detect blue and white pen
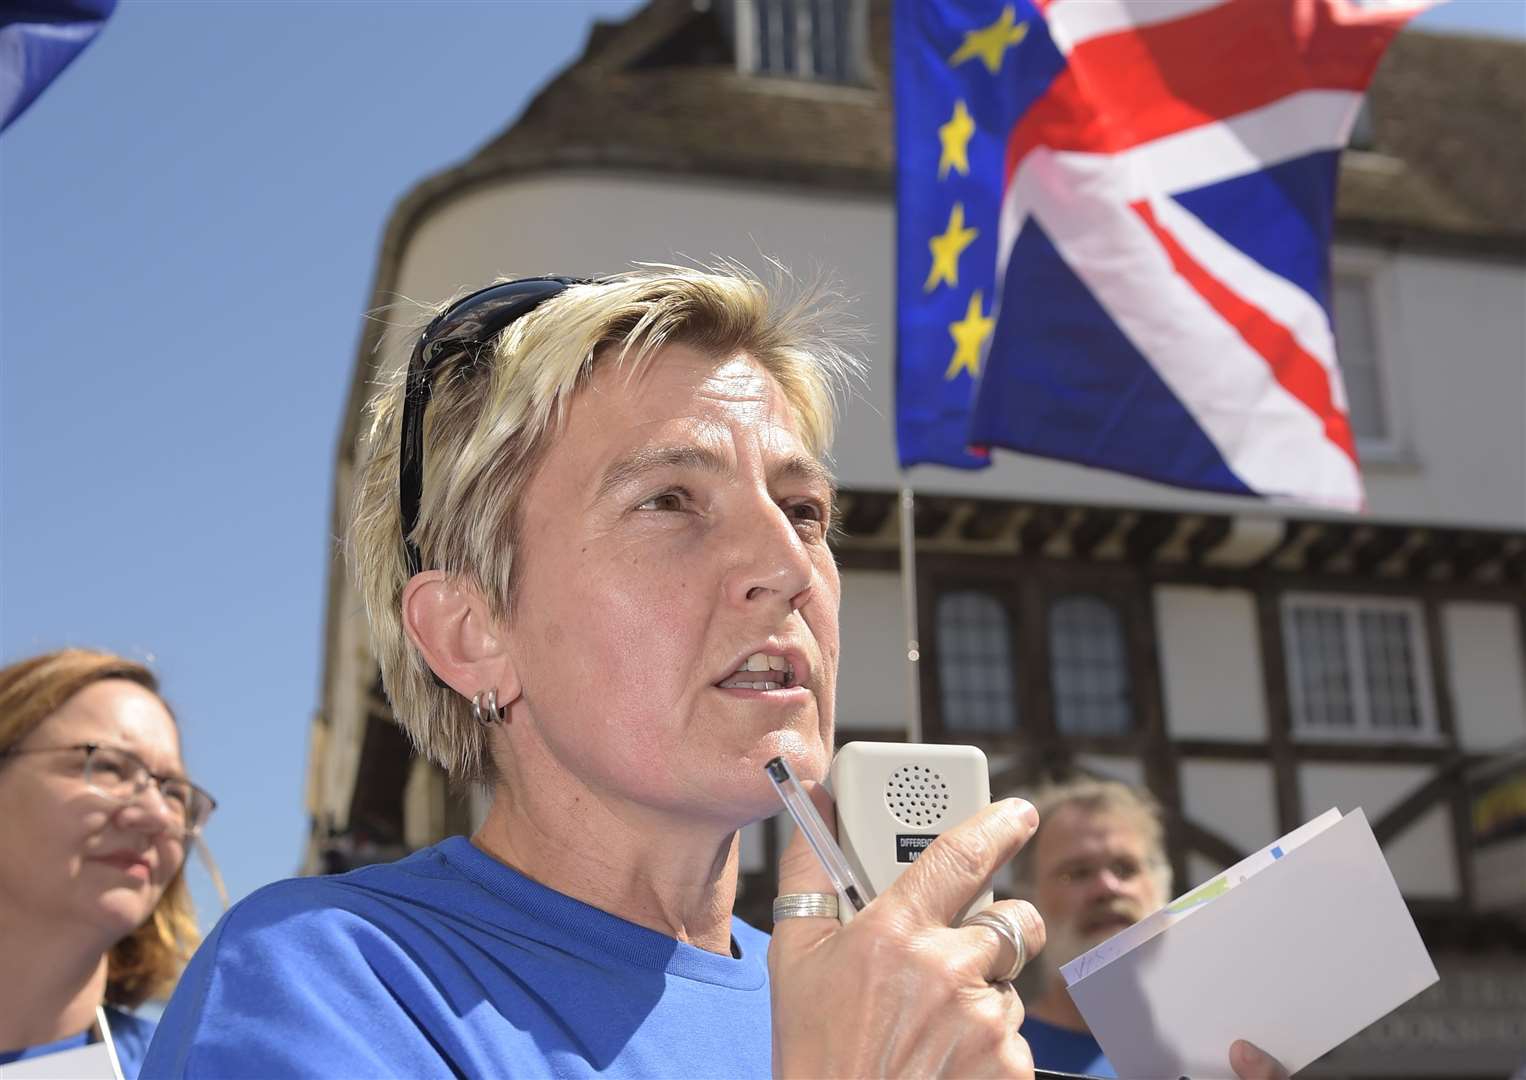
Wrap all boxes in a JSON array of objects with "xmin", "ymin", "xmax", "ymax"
[{"xmin": 764, "ymin": 756, "xmax": 874, "ymax": 912}]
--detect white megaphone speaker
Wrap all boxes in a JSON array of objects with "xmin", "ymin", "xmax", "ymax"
[{"xmin": 828, "ymin": 741, "xmax": 993, "ymax": 923}]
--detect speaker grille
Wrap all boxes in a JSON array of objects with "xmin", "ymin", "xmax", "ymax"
[{"xmin": 884, "ymin": 764, "xmax": 951, "ymax": 828}]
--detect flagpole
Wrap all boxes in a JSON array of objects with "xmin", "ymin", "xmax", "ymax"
[{"xmin": 898, "ymin": 480, "xmax": 923, "ymax": 743}]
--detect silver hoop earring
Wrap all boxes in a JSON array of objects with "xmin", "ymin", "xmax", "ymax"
[{"xmin": 472, "ymin": 689, "xmax": 505, "ymax": 726}]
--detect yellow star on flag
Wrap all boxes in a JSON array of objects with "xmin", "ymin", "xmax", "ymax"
[
  {"xmin": 950, "ymin": 6, "xmax": 1028, "ymax": 75},
  {"xmin": 938, "ymin": 99, "xmax": 975, "ymax": 179},
  {"xmin": 924, "ymin": 202, "xmax": 978, "ymax": 292},
  {"xmin": 946, "ymin": 290, "xmax": 995, "ymax": 380}
]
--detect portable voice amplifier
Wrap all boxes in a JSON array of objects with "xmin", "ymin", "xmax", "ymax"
[{"xmin": 828, "ymin": 741, "xmax": 993, "ymax": 923}]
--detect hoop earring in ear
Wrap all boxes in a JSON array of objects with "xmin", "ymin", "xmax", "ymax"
[{"xmin": 472, "ymin": 689, "xmax": 506, "ymax": 726}]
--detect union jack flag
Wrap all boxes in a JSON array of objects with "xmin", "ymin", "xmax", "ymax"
[{"xmin": 894, "ymin": 0, "xmax": 1432, "ymax": 507}]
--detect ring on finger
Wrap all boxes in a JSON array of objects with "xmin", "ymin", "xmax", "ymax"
[
  {"xmin": 773, "ymin": 892, "xmax": 839, "ymax": 920},
  {"xmin": 962, "ymin": 907, "xmax": 1028, "ymax": 983}
]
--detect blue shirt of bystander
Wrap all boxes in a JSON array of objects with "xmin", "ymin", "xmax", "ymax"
[{"xmin": 1022, "ymin": 1015, "xmax": 1117, "ymax": 1078}]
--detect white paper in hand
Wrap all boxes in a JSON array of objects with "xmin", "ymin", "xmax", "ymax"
[
  {"xmin": 0, "ymin": 1042, "xmax": 120, "ymax": 1080},
  {"xmin": 1061, "ymin": 808, "xmax": 1438, "ymax": 1079}
]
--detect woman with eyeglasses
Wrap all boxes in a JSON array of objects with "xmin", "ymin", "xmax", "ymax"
[{"xmin": 0, "ymin": 649, "xmax": 216, "ymax": 1079}]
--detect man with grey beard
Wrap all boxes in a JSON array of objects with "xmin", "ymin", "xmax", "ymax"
[{"xmin": 1013, "ymin": 777, "xmax": 1287, "ymax": 1079}]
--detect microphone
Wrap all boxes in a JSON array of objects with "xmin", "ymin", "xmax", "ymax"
[{"xmin": 828, "ymin": 741, "xmax": 994, "ymax": 923}]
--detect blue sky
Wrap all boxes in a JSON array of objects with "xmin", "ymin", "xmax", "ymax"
[{"xmin": 2, "ymin": 0, "xmax": 1520, "ymax": 924}]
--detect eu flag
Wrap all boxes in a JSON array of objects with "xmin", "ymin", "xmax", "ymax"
[{"xmin": 895, "ymin": 0, "xmax": 1063, "ymax": 470}]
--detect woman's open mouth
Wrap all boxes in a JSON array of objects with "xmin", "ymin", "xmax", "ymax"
[{"xmin": 717, "ymin": 652, "xmax": 796, "ymax": 691}]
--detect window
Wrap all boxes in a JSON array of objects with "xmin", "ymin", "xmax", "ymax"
[
  {"xmin": 1332, "ymin": 271, "xmax": 1392, "ymax": 448},
  {"xmin": 1282, "ymin": 595, "xmax": 1437, "ymax": 739},
  {"xmin": 1049, "ymin": 594, "xmax": 1133, "ymax": 735},
  {"xmin": 737, "ymin": 0, "xmax": 865, "ymax": 84},
  {"xmin": 936, "ymin": 590, "xmax": 1018, "ymax": 733}
]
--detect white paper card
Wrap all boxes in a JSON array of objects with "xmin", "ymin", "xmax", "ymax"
[
  {"xmin": 1061, "ymin": 807, "xmax": 1342, "ymax": 986},
  {"xmin": 0, "ymin": 1041, "xmax": 120, "ymax": 1080},
  {"xmin": 1063, "ymin": 808, "xmax": 1438, "ymax": 1079}
]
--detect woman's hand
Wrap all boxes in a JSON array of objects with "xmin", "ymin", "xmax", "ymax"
[{"xmin": 768, "ymin": 784, "xmax": 1045, "ymax": 1079}]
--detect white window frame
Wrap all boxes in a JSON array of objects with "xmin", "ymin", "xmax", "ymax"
[
  {"xmin": 1281, "ymin": 592, "xmax": 1441, "ymax": 743},
  {"xmin": 1331, "ymin": 247, "xmax": 1410, "ymax": 465}
]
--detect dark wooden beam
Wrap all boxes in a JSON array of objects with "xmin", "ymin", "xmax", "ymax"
[
  {"xmin": 1302, "ymin": 523, "xmax": 1357, "ymax": 573},
  {"xmin": 960, "ymin": 502, "xmax": 1015, "ymax": 542},
  {"xmin": 1173, "ymin": 816, "xmax": 1246, "ymax": 868},
  {"xmin": 1185, "ymin": 515, "xmax": 1233, "ymax": 565},
  {"xmin": 1503, "ymin": 541, "xmax": 1526, "ymax": 585},
  {"xmin": 1072, "ymin": 508, "xmax": 1123, "ymax": 559},
  {"xmin": 345, "ymin": 711, "xmax": 415, "ymax": 847},
  {"xmin": 1125, "ymin": 512, "xmax": 1177, "ymax": 562},
  {"xmin": 1405, "ymin": 529, "xmax": 1462, "ymax": 579},
  {"xmin": 1019, "ymin": 506, "xmax": 1068, "ymax": 552},
  {"xmin": 841, "ymin": 489, "xmax": 895, "ymax": 538},
  {"xmin": 1450, "ymin": 532, "xmax": 1507, "ymax": 581},
  {"xmin": 1256, "ymin": 519, "xmax": 1316, "ymax": 570},
  {"xmin": 1351, "ymin": 526, "xmax": 1411, "ymax": 574},
  {"xmin": 1255, "ymin": 587, "xmax": 1303, "ymax": 831},
  {"xmin": 913, "ymin": 496, "xmax": 954, "ymax": 538}
]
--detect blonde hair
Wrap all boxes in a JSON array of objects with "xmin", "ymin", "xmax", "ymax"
[
  {"xmin": 0, "ymin": 649, "xmax": 201, "ymax": 1008},
  {"xmin": 1011, "ymin": 775, "xmax": 1173, "ymax": 901},
  {"xmin": 350, "ymin": 264, "xmax": 859, "ymax": 784}
]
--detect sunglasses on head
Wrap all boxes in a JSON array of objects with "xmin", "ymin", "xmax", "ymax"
[{"xmin": 397, "ymin": 276, "xmax": 592, "ymax": 577}]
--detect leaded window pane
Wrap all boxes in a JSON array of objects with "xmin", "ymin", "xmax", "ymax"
[
  {"xmin": 936, "ymin": 591, "xmax": 1018, "ymax": 733},
  {"xmin": 1049, "ymin": 594, "xmax": 1132, "ymax": 736},
  {"xmin": 1360, "ymin": 610, "xmax": 1421, "ymax": 730},
  {"xmin": 1292, "ymin": 606, "xmax": 1355, "ymax": 729}
]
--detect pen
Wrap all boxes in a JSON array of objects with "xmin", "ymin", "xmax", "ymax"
[{"xmin": 764, "ymin": 756, "xmax": 874, "ymax": 912}]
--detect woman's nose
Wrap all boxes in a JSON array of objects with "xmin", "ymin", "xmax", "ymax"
[
  {"xmin": 116, "ymin": 785, "xmax": 181, "ymax": 837},
  {"xmin": 726, "ymin": 501, "xmax": 815, "ymax": 611}
]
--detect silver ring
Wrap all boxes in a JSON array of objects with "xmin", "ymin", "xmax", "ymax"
[
  {"xmin": 773, "ymin": 892, "xmax": 839, "ymax": 921},
  {"xmin": 963, "ymin": 907, "xmax": 1027, "ymax": 983}
]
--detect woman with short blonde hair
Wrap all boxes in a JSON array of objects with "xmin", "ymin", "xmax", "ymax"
[
  {"xmin": 145, "ymin": 265, "xmax": 1050, "ymax": 1079},
  {"xmin": 0, "ymin": 648, "xmax": 213, "ymax": 1078}
]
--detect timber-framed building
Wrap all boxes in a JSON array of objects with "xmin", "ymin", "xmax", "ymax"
[{"xmin": 306, "ymin": 4, "xmax": 1526, "ymax": 1075}]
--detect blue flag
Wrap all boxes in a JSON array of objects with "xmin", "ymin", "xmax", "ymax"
[
  {"xmin": 2, "ymin": 0, "xmax": 117, "ymax": 133},
  {"xmin": 894, "ymin": 0, "xmax": 1061, "ymax": 470}
]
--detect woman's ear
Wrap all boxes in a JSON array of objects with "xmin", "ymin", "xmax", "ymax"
[{"xmin": 401, "ymin": 572, "xmax": 522, "ymax": 705}]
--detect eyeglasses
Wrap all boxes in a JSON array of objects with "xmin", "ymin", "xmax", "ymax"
[
  {"xmin": 398, "ymin": 276, "xmax": 592, "ymax": 577},
  {"xmin": 2, "ymin": 742, "xmax": 217, "ymax": 839}
]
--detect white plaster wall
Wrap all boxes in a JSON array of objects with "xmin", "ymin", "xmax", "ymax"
[
  {"xmin": 1381, "ymin": 804, "xmax": 1463, "ymax": 900},
  {"xmin": 1442, "ymin": 602, "xmax": 1526, "ymax": 752},
  {"xmin": 1075, "ymin": 753, "xmax": 1146, "ymax": 790},
  {"xmin": 836, "ymin": 570, "xmax": 913, "ymax": 732},
  {"xmin": 385, "ymin": 171, "xmax": 1524, "ymax": 530},
  {"xmin": 1298, "ymin": 762, "xmax": 1460, "ymax": 898},
  {"xmin": 1179, "ymin": 760, "xmax": 1279, "ymax": 856},
  {"xmin": 1363, "ymin": 252, "xmax": 1526, "ymax": 528},
  {"xmin": 1154, "ymin": 585, "xmax": 1268, "ymax": 742}
]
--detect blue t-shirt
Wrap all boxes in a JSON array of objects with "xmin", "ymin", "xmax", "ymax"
[
  {"xmin": 0, "ymin": 1006, "xmax": 156, "ymax": 1080},
  {"xmin": 1022, "ymin": 1015, "xmax": 1116, "ymax": 1078},
  {"xmin": 143, "ymin": 836, "xmax": 773, "ymax": 1078}
]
